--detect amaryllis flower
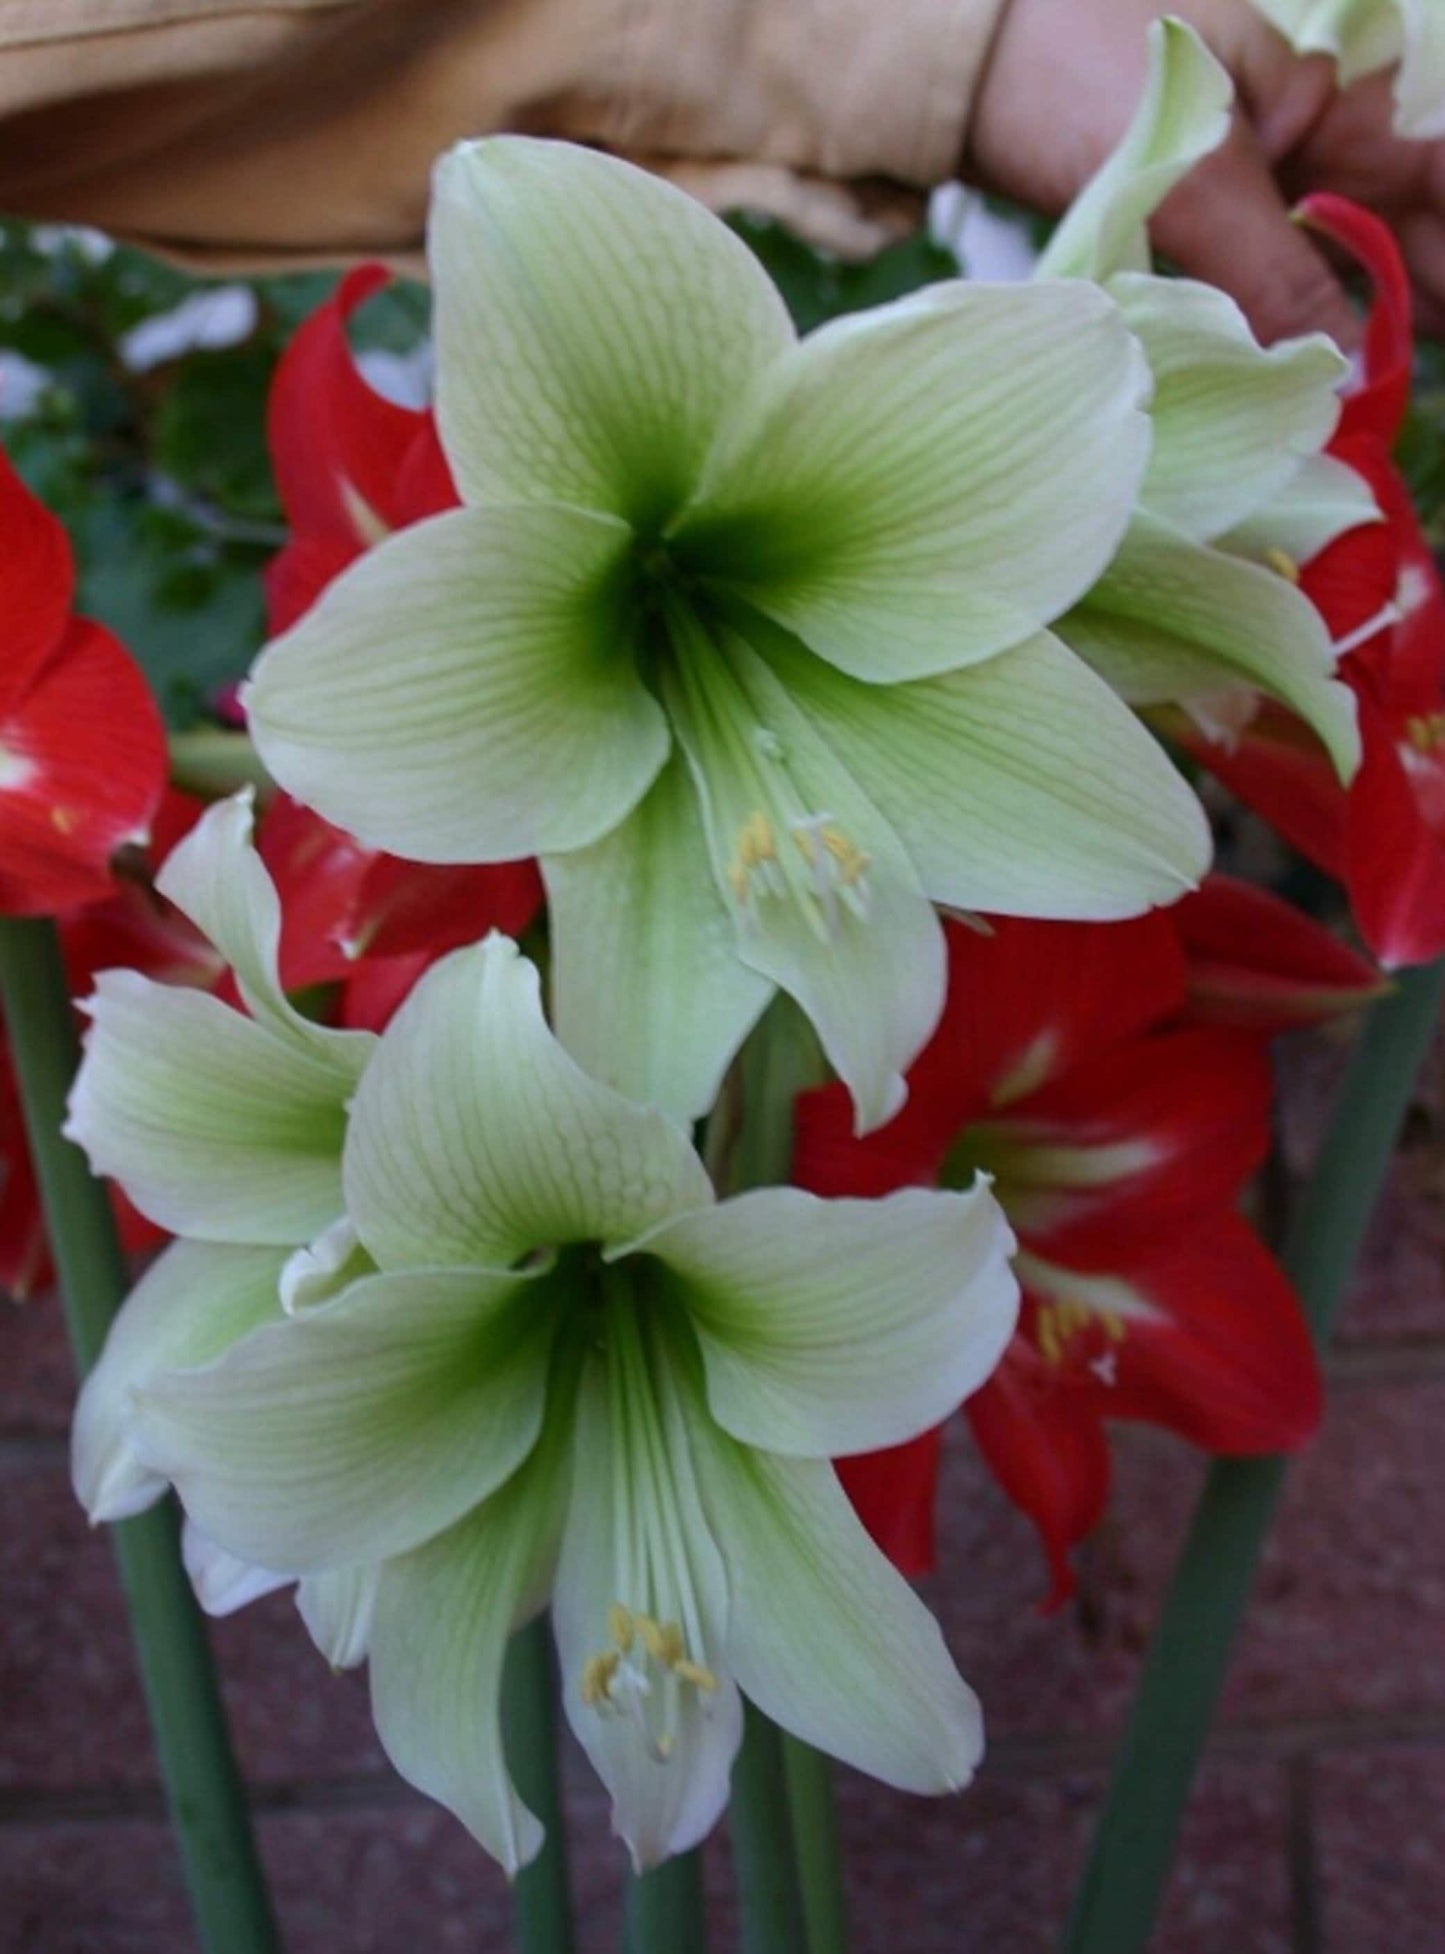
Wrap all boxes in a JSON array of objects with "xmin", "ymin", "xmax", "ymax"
[
  {"xmin": 793, "ymin": 902, "xmax": 1327, "ymax": 1606},
  {"xmin": 70, "ymin": 878, "xmax": 1018, "ymax": 1868},
  {"xmin": 1037, "ymin": 20, "xmax": 1367, "ymax": 772},
  {"xmin": 246, "ymin": 135, "xmax": 1212, "ymax": 1132},
  {"xmin": 1175, "ymin": 197, "xmax": 1445, "ymax": 968},
  {"xmin": 264, "ymin": 265, "xmax": 456, "ymax": 634},
  {"xmin": 0, "ymin": 447, "xmax": 166, "ymax": 915},
  {"xmin": 1249, "ymin": 0, "xmax": 1445, "ymax": 139}
]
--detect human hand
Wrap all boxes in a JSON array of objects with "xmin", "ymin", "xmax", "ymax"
[{"xmin": 966, "ymin": 0, "xmax": 1445, "ymax": 343}]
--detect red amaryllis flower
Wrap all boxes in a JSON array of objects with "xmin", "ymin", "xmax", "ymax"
[
  {"xmin": 0, "ymin": 448, "xmax": 166, "ymax": 915},
  {"xmin": 793, "ymin": 905, "xmax": 1325, "ymax": 1608},
  {"xmin": 1177, "ymin": 197, "xmax": 1445, "ymax": 968},
  {"xmin": 264, "ymin": 266, "xmax": 457, "ymax": 634}
]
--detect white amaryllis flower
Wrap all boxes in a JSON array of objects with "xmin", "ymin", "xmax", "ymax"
[
  {"xmin": 79, "ymin": 931, "xmax": 1018, "ymax": 1872},
  {"xmin": 1039, "ymin": 18, "xmax": 1377, "ymax": 760},
  {"xmin": 244, "ymin": 135, "xmax": 1211, "ymax": 1134},
  {"xmin": 1249, "ymin": 0, "xmax": 1445, "ymax": 139}
]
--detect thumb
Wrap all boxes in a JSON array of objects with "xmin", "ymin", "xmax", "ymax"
[{"xmin": 1150, "ymin": 118, "xmax": 1360, "ymax": 350}]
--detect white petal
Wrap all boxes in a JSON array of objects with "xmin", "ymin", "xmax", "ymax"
[
  {"xmin": 245, "ymin": 504, "xmax": 667, "ymax": 865},
  {"xmin": 430, "ymin": 137, "xmax": 794, "ymax": 522},
  {"xmin": 72, "ymin": 1240, "xmax": 288, "ymax": 1522},
  {"xmin": 543, "ymin": 752, "xmax": 773, "ymax": 1125},
  {"xmin": 344, "ymin": 935, "xmax": 714, "ymax": 1271},
  {"xmin": 133, "ymin": 1265, "xmax": 555, "ymax": 1573},
  {"xmin": 641, "ymin": 1183, "xmax": 1018, "ymax": 1457},
  {"xmin": 1221, "ymin": 451, "xmax": 1384, "ymax": 566},
  {"xmin": 65, "ymin": 973, "xmax": 352, "ymax": 1244},
  {"xmin": 674, "ymin": 280, "xmax": 1152, "ymax": 681},
  {"xmin": 183, "ymin": 1521, "xmax": 291, "ymax": 1617},
  {"xmin": 692, "ymin": 1422, "xmax": 983, "ymax": 1795},
  {"xmin": 298, "ymin": 1565, "xmax": 380, "ymax": 1669},
  {"xmin": 553, "ymin": 1356, "xmax": 742, "ymax": 1871}
]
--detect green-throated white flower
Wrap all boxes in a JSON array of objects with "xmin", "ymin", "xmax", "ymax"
[
  {"xmin": 72, "ymin": 926, "xmax": 1019, "ymax": 1871},
  {"xmin": 244, "ymin": 135, "xmax": 1212, "ymax": 1133},
  {"xmin": 1039, "ymin": 17, "xmax": 1377, "ymax": 759}
]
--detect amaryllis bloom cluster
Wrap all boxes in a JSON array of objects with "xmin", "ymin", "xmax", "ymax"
[
  {"xmin": 68, "ymin": 799, "xmax": 1019, "ymax": 1870},
  {"xmin": 245, "ymin": 133, "xmax": 1216, "ymax": 1133},
  {"xmin": 1249, "ymin": 0, "xmax": 1445, "ymax": 137},
  {"xmin": 793, "ymin": 884, "xmax": 1375, "ymax": 1605},
  {"xmin": 0, "ymin": 447, "xmax": 165, "ymax": 916},
  {"xmin": 1176, "ymin": 197, "xmax": 1445, "ymax": 967}
]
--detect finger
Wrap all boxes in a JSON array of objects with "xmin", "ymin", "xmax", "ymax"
[
  {"xmin": 1151, "ymin": 117, "xmax": 1362, "ymax": 349},
  {"xmin": 1398, "ymin": 212, "xmax": 1445, "ymax": 341}
]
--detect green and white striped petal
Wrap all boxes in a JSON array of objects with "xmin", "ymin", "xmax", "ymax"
[
  {"xmin": 543, "ymin": 752, "xmax": 773, "ymax": 1125},
  {"xmin": 245, "ymin": 504, "xmax": 665, "ymax": 866},
  {"xmin": 1221, "ymin": 451, "xmax": 1383, "ymax": 567},
  {"xmin": 1037, "ymin": 18, "xmax": 1233, "ymax": 282},
  {"xmin": 641, "ymin": 1184, "xmax": 1017, "ymax": 1458},
  {"xmin": 133, "ymin": 1264, "xmax": 558, "ymax": 1573},
  {"xmin": 674, "ymin": 281, "xmax": 1152, "ymax": 682},
  {"xmin": 344, "ymin": 936, "xmax": 713, "ymax": 1272},
  {"xmin": 1113, "ymin": 274, "xmax": 1347, "ymax": 544},
  {"xmin": 430, "ymin": 137, "xmax": 795, "ymax": 526},
  {"xmin": 65, "ymin": 975, "xmax": 355, "ymax": 1244},
  {"xmin": 72, "ymin": 1239, "xmax": 289, "ymax": 1523}
]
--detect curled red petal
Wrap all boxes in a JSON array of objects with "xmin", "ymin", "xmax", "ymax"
[
  {"xmin": 0, "ymin": 618, "xmax": 166, "ymax": 917},
  {"xmin": 1344, "ymin": 694, "xmax": 1445, "ymax": 968},
  {"xmin": 256, "ymin": 793, "xmax": 373, "ymax": 990},
  {"xmin": 1297, "ymin": 194, "xmax": 1413, "ymax": 446},
  {"xmin": 344, "ymin": 854, "xmax": 542, "ymax": 962},
  {"xmin": 0, "ymin": 446, "xmax": 74, "ymax": 708},
  {"xmin": 1173, "ymin": 874, "xmax": 1385, "ymax": 1030}
]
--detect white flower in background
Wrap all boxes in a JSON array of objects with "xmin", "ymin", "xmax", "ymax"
[{"xmin": 1250, "ymin": 0, "xmax": 1445, "ymax": 139}]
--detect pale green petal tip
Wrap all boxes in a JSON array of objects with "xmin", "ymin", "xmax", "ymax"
[{"xmin": 1037, "ymin": 16, "xmax": 1233, "ymax": 283}]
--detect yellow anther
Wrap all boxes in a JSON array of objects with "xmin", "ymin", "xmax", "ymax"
[
  {"xmin": 1265, "ymin": 548, "xmax": 1301, "ymax": 584},
  {"xmin": 673, "ymin": 1659, "xmax": 718, "ymax": 1695},
  {"xmin": 1036, "ymin": 1305, "xmax": 1062, "ymax": 1367},
  {"xmin": 727, "ymin": 863, "xmax": 750, "ymax": 903},
  {"xmin": 737, "ymin": 811, "xmax": 776, "ymax": 867},
  {"xmin": 792, "ymin": 825, "xmax": 818, "ymax": 865},
  {"xmin": 608, "ymin": 1602, "xmax": 636, "ymax": 1652},
  {"xmin": 581, "ymin": 1652, "xmax": 620, "ymax": 1707},
  {"xmin": 1102, "ymin": 1311, "xmax": 1127, "ymax": 1345},
  {"xmin": 50, "ymin": 805, "xmax": 76, "ymax": 836},
  {"xmin": 1407, "ymin": 712, "xmax": 1445, "ymax": 753},
  {"xmin": 821, "ymin": 825, "xmax": 871, "ymax": 885}
]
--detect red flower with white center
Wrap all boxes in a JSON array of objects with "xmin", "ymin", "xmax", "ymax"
[
  {"xmin": 257, "ymin": 269, "xmax": 542, "ymax": 990},
  {"xmin": 793, "ymin": 901, "xmax": 1330, "ymax": 1608},
  {"xmin": 0, "ymin": 447, "xmax": 166, "ymax": 915},
  {"xmin": 1175, "ymin": 197, "xmax": 1445, "ymax": 969}
]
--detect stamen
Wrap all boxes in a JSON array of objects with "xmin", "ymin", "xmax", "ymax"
[
  {"xmin": 1406, "ymin": 711, "xmax": 1445, "ymax": 755},
  {"xmin": 1264, "ymin": 548, "xmax": 1300, "ymax": 584},
  {"xmin": 580, "ymin": 1606, "xmax": 717, "ymax": 1741},
  {"xmin": 1334, "ymin": 602, "xmax": 1400, "ymax": 660}
]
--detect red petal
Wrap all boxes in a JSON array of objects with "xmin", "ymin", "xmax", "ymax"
[
  {"xmin": 1298, "ymin": 195, "xmax": 1413, "ymax": 445},
  {"xmin": 0, "ymin": 445, "xmax": 73, "ymax": 709},
  {"xmin": 0, "ymin": 1041, "xmax": 46, "ymax": 1298},
  {"xmin": 0, "ymin": 619, "xmax": 166, "ymax": 916},
  {"xmin": 339, "ymin": 952, "xmax": 431, "ymax": 1033},
  {"xmin": 988, "ymin": 1027, "xmax": 1273, "ymax": 1257},
  {"xmin": 835, "ymin": 1428, "xmax": 944, "ymax": 1578},
  {"xmin": 395, "ymin": 417, "xmax": 459, "ymax": 521},
  {"xmin": 1174, "ymin": 875, "xmax": 1385, "ymax": 1029},
  {"xmin": 267, "ymin": 266, "xmax": 431, "ymax": 550},
  {"xmin": 1299, "ymin": 439, "xmax": 1402, "ymax": 645},
  {"xmin": 344, "ymin": 854, "xmax": 542, "ymax": 961},
  {"xmin": 1344, "ymin": 696, "xmax": 1445, "ymax": 967},
  {"xmin": 256, "ymin": 793, "xmax": 373, "ymax": 990},
  {"xmin": 263, "ymin": 534, "xmax": 361, "ymax": 636},
  {"xmin": 966, "ymin": 1347, "xmax": 1113, "ymax": 1611},
  {"xmin": 1170, "ymin": 700, "xmax": 1348, "ymax": 875}
]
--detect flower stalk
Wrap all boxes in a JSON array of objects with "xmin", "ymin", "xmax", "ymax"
[
  {"xmin": 500, "ymin": 1617, "xmax": 575, "ymax": 1954},
  {"xmin": 0, "ymin": 914, "xmax": 279, "ymax": 1954},
  {"xmin": 783, "ymin": 1733, "xmax": 850, "ymax": 1954},
  {"xmin": 1061, "ymin": 955, "xmax": 1445, "ymax": 1954}
]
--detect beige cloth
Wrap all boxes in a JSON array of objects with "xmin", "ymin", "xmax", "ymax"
[{"xmin": 0, "ymin": 0, "xmax": 1006, "ymax": 268}]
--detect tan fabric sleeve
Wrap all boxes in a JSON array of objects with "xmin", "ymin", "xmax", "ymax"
[{"xmin": 0, "ymin": 0, "xmax": 1007, "ymax": 268}]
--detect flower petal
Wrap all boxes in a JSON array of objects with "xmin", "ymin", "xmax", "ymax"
[
  {"xmin": 298, "ymin": 1566, "xmax": 380, "ymax": 1670},
  {"xmin": 1112, "ymin": 273, "xmax": 1346, "ymax": 544},
  {"xmin": 642, "ymin": 1184, "xmax": 1017, "ymax": 1458},
  {"xmin": 691, "ymin": 1417, "xmax": 983, "ymax": 1794},
  {"xmin": 673, "ymin": 280, "xmax": 1152, "ymax": 681},
  {"xmin": 553, "ymin": 1355, "xmax": 743, "ymax": 1871},
  {"xmin": 1061, "ymin": 513, "xmax": 1361, "ymax": 778},
  {"xmin": 764, "ymin": 621, "xmax": 1211, "ymax": 918},
  {"xmin": 543, "ymin": 751, "xmax": 773, "ymax": 1125},
  {"xmin": 1220, "ymin": 452, "xmax": 1383, "ymax": 568},
  {"xmin": 345, "ymin": 936, "xmax": 714, "ymax": 1270},
  {"xmin": 661, "ymin": 618, "xmax": 946, "ymax": 1131},
  {"xmin": 430, "ymin": 137, "xmax": 794, "ymax": 525},
  {"xmin": 155, "ymin": 790, "xmax": 372, "ymax": 1076},
  {"xmin": 370, "ymin": 1407, "xmax": 570, "ymax": 1874},
  {"xmin": 133, "ymin": 1264, "xmax": 557, "ymax": 1573},
  {"xmin": 1036, "ymin": 18, "xmax": 1232, "ymax": 282},
  {"xmin": 0, "ymin": 443, "xmax": 73, "ymax": 700},
  {"xmin": 183, "ymin": 1522, "xmax": 292, "ymax": 1617},
  {"xmin": 72, "ymin": 1240, "xmax": 289, "ymax": 1523},
  {"xmin": 64, "ymin": 973, "xmax": 353, "ymax": 1244},
  {"xmin": 245, "ymin": 504, "xmax": 667, "ymax": 864}
]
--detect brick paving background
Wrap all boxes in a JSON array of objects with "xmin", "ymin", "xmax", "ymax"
[{"xmin": 2, "ymin": 1022, "xmax": 1442, "ymax": 1953}]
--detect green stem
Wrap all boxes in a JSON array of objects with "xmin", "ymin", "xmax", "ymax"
[
  {"xmin": 501, "ymin": 1617, "xmax": 576, "ymax": 1954},
  {"xmin": 1062, "ymin": 959, "xmax": 1445, "ymax": 1954},
  {"xmin": 623, "ymin": 1851, "xmax": 707, "ymax": 1952},
  {"xmin": 782, "ymin": 1735, "xmax": 849, "ymax": 1954},
  {"xmin": 729, "ymin": 1702, "xmax": 809, "ymax": 1954},
  {"xmin": 167, "ymin": 728, "xmax": 274, "ymax": 804},
  {"xmin": 0, "ymin": 915, "xmax": 280, "ymax": 1954}
]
